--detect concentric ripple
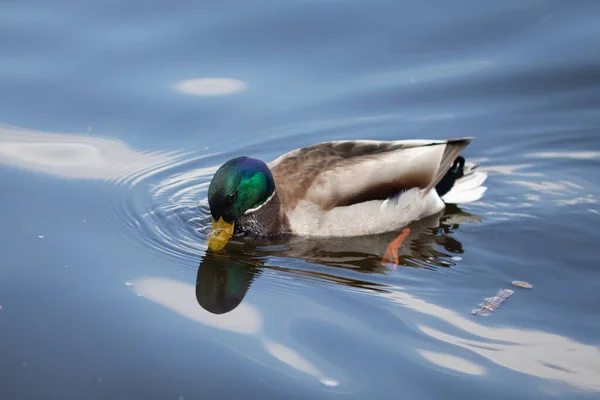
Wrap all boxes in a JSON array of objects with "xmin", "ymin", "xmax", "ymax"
[{"xmin": 112, "ymin": 152, "xmax": 223, "ymax": 266}]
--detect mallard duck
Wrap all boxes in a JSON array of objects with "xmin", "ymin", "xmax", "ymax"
[{"xmin": 207, "ymin": 137, "xmax": 487, "ymax": 250}]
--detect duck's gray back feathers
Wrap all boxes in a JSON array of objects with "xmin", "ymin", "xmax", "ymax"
[{"xmin": 268, "ymin": 138, "xmax": 473, "ymax": 214}]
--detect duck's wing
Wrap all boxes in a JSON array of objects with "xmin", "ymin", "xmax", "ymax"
[{"xmin": 269, "ymin": 138, "xmax": 473, "ymax": 211}]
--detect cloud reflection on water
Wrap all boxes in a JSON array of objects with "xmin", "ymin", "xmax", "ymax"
[
  {"xmin": 129, "ymin": 277, "xmax": 340, "ymax": 388},
  {"xmin": 128, "ymin": 273, "xmax": 600, "ymax": 393},
  {"xmin": 174, "ymin": 78, "xmax": 247, "ymax": 96},
  {"xmin": 380, "ymin": 288, "xmax": 600, "ymax": 392},
  {"xmin": 417, "ymin": 350, "xmax": 486, "ymax": 376},
  {"xmin": 0, "ymin": 124, "xmax": 185, "ymax": 184}
]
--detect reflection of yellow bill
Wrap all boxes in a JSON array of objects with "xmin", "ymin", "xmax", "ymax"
[{"xmin": 208, "ymin": 217, "xmax": 234, "ymax": 251}]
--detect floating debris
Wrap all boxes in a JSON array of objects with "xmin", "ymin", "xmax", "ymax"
[
  {"xmin": 451, "ymin": 256, "xmax": 463, "ymax": 261},
  {"xmin": 38, "ymin": 235, "xmax": 44, "ymax": 239},
  {"xmin": 512, "ymin": 281, "xmax": 533, "ymax": 289},
  {"xmin": 471, "ymin": 289, "xmax": 513, "ymax": 316}
]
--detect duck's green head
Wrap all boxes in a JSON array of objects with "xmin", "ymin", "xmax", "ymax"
[{"xmin": 207, "ymin": 157, "xmax": 275, "ymax": 250}]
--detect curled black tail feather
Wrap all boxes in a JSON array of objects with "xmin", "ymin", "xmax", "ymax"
[{"xmin": 435, "ymin": 156, "xmax": 465, "ymax": 197}]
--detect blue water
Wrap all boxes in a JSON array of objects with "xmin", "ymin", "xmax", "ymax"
[{"xmin": 1, "ymin": 0, "xmax": 600, "ymax": 398}]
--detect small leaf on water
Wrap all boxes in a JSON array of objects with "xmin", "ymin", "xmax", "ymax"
[{"xmin": 512, "ymin": 281, "xmax": 533, "ymax": 289}]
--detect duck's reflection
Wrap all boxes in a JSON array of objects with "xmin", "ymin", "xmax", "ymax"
[
  {"xmin": 195, "ymin": 251, "xmax": 389, "ymax": 315},
  {"xmin": 212, "ymin": 204, "xmax": 480, "ymax": 273},
  {"xmin": 195, "ymin": 253, "xmax": 261, "ymax": 314},
  {"xmin": 195, "ymin": 205, "xmax": 478, "ymax": 315},
  {"xmin": 275, "ymin": 204, "xmax": 479, "ymax": 271}
]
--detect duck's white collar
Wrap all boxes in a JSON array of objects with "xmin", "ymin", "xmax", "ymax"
[{"xmin": 243, "ymin": 191, "xmax": 276, "ymax": 215}]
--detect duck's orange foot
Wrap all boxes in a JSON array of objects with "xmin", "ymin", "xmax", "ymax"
[{"xmin": 381, "ymin": 228, "xmax": 411, "ymax": 269}]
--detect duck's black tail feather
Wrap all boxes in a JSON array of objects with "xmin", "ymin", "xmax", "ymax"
[
  {"xmin": 435, "ymin": 156, "xmax": 465, "ymax": 197},
  {"xmin": 436, "ymin": 156, "xmax": 488, "ymax": 203}
]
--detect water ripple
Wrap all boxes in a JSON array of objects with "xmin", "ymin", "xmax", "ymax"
[{"xmin": 112, "ymin": 154, "xmax": 221, "ymax": 266}]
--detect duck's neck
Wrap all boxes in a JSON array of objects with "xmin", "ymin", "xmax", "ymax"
[{"xmin": 237, "ymin": 190, "xmax": 289, "ymax": 236}]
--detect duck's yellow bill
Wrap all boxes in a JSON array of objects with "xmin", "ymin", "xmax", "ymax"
[{"xmin": 208, "ymin": 217, "xmax": 234, "ymax": 251}]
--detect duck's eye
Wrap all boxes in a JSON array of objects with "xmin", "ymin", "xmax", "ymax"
[{"xmin": 227, "ymin": 192, "xmax": 237, "ymax": 204}]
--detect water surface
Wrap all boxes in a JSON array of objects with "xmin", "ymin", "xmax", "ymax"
[{"xmin": 1, "ymin": 0, "xmax": 600, "ymax": 399}]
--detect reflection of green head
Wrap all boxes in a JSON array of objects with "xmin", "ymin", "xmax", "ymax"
[
  {"xmin": 208, "ymin": 157, "xmax": 275, "ymax": 224},
  {"xmin": 195, "ymin": 255, "xmax": 259, "ymax": 314}
]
